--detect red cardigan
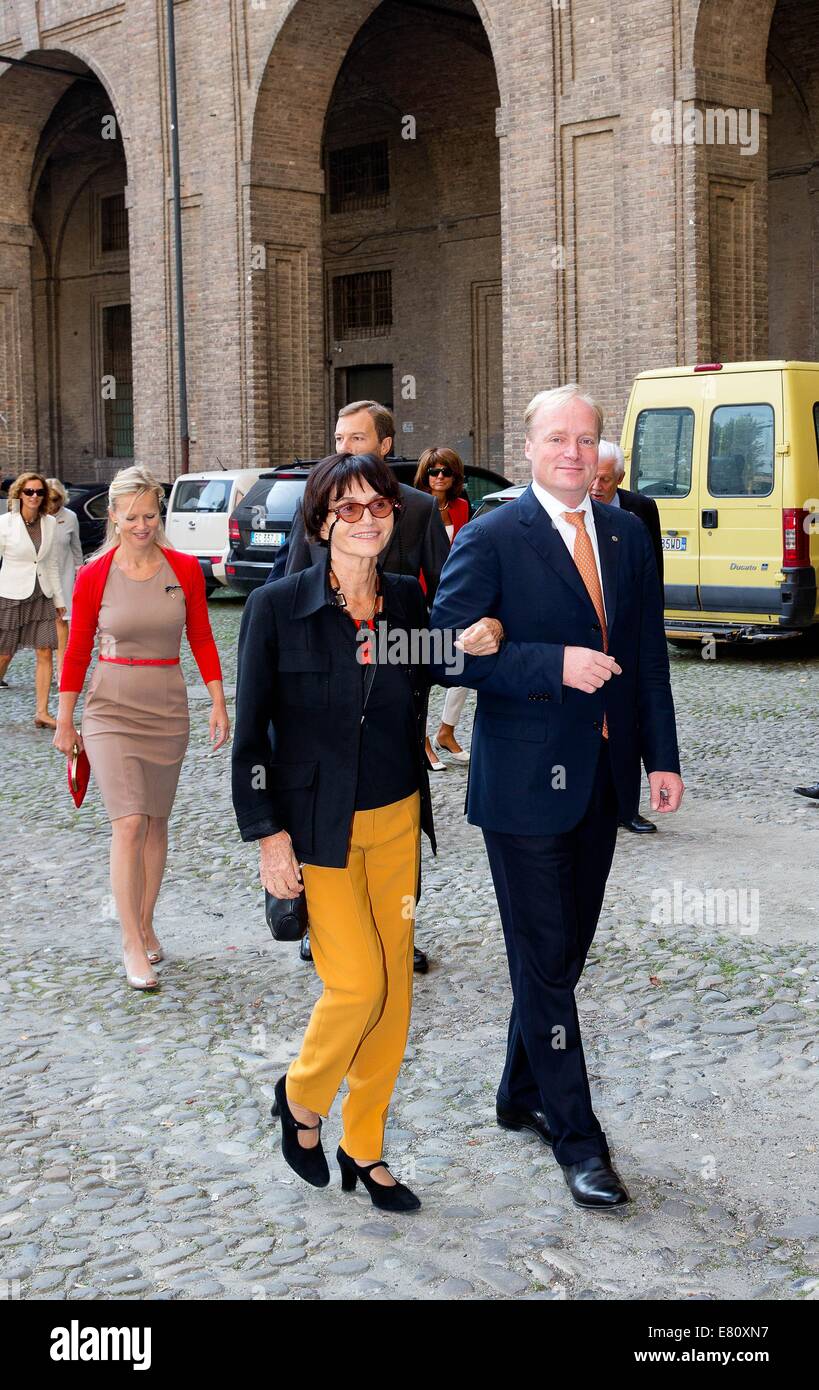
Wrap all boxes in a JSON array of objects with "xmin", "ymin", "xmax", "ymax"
[
  {"xmin": 419, "ymin": 494, "xmax": 470, "ymax": 596},
  {"xmin": 60, "ymin": 546, "xmax": 223, "ymax": 694}
]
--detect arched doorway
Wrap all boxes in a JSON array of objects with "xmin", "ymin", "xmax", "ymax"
[
  {"xmin": 249, "ymin": 0, "xmax": 503, "ymax": 470},
  {"xmin": 0, "ymin": 51, "xmax": 131, "ymax": 482},
  {"xmin": 766, "ymin": 0, "xmax": 819, "ymax": 359}
]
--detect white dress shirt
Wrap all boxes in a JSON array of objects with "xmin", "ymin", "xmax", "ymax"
[
  {"xmin": 609, "ymin": 490, "xmax": 621, "ymax": 508},
  {"xmin": 530, "ymin": 478, "xmax": 607, "ymax": 620}
]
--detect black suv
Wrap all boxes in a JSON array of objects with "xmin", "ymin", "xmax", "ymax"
[{"xmin": 225, "ymin": 459, "xmax": 511, "ymax": 594}]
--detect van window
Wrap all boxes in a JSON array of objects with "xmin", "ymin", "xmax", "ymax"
[
  {"xmin": 632, "ymin": 408, "xmax": 694, "ymax": 498},
  {"xmin": 173, "ymin": 479, "xmax": 232, "ymax": 513},
  {"xmin": 256, "ymin": 479, "xmax": 308, "ymax": 520},
  {"xmin": 708, "ymin": 404, "xmax": 774, "ymax": 497}
]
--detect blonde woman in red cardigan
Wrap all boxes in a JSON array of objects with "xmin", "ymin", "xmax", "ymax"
[
  {"xmin": 54, "ymin": 465, "xmax": 229, "ymax": 990},
  {"xmin": 414, "ymin": 447, "xmax": 471, "ymax": 770}
]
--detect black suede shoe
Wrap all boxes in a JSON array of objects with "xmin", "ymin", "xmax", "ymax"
[
  {"xmin": 794, "ymin": 783, "xmax": 819, "ymax": 800},
  {"xmin": 337, "ymin": 1146, "xmax": 421, "ymax": 1212},
  {"xmin": 413, "ymin": 947, "xmax": 429, "ymax": 974},
  {"xmin": 496, "ymin": 1103, "xmax": 554, "ymax": 1147},
  {"xmin": 619, "ymin": 813, "xmax": 657, "ymax": 833},
  {"xmin": 299, "ymin": 932, "xmax": 313, "ymax": 963},
  {"xmin": 560, "ymin": 1156, "xmax": 630, "ymax": 1210},
  {"xmin": 271, "ymin": 1074, "xmax": 329, "ymax": 1187}
]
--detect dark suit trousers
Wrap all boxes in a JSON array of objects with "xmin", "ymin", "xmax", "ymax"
[{"xmin": 482, "ymin": 741, "xmax": 619, "ymax": 1166}]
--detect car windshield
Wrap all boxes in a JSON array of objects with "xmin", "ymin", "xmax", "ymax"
[{"xmin": 173, "ymin": 479, "xmax": 232, "ymax": 513}]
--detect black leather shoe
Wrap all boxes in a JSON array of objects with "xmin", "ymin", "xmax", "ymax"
[
  {"xmin": 413, "ymin": 947, "xmax": 429, "ymax": 974},
  {"xmin": 299, "ymin": 932, "xmax": 313, "ymax": 962},
  {"xmin": 271, "ymin": 1074, "xmax": 329, "ymax": 1187},
  {"xmin": 337, "ymin": 1146, "xmax": 421, "ymax": 1212},
  {"xmin": 496, "ymin": 1103, "xmax": 554, "ymax": 1147},
  {"xmin": 619, "ymin": 814, "xmax": 657, "ymax": 833},
  {"xmin": 560, "ymin": 1157, "xmax": 630, "ymax": 1210},
  {"xmin": 794, "ymin": 783, "xmax": 819, "ymax": 800}
]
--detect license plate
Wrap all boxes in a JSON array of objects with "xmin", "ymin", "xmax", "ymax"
[
  {"xmin": 250, "ymin": 531, "xmax": 285, "ymax": 547},
  {"xmin": 662, "ymin": 536, "xmax": 687, "ymax": 551}
]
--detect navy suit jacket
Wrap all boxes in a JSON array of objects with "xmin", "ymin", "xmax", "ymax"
[{"xmin": 429, "ymin": 483, "xmax": 680, "ymax": 834}]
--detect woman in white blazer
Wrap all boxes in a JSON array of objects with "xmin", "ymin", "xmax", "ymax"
[
  {"xmin": 0, "ymin": 472, "xmax": 67, "ymax": 725},
  {"xmin": 46, "ymin": 478, "xmax": 83, "ymax": 679}
]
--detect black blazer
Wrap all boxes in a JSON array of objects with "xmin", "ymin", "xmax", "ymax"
[
  {"xmin": 232, "ymin": 562, "xmax": 436, "ymax": 869},
  {"xmin": 616, "ymin": 486, "xmax": 664, "ymax": 585},
  {"xmin": 268, "ymin": 482, "xmax": 451, "ymax": 601}
]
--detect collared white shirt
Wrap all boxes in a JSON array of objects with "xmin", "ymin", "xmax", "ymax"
[
  {"xmin": 609, "ymin": 490, "xmax": 621, "ymax": 508},
  {"xmin": 530, "ymin": 478, "xmax": 607, "ymax": 619}
]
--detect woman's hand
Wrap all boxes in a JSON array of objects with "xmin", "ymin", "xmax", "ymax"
[
  {"xmin": 259, "ymin": 831, "xmax": 304, "ymax": 898},
  {"xmin": 53, "ymin": 721, "xmax": 82, "ymax": 756},
  {"xmin": 56, "ymin": 607, "xmax": 67, "ymax": 620},
  {"xmin": 209, "ymin": 700, "xmax": 230, "ymax": 750},
  {"xmin": 457, "ymin": 616, "xmax": 504, "ymax": 656}
]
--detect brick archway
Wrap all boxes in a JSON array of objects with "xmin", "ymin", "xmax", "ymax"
[
  {"xmin": 0, "ymin": 50, "xmax": 131, "ymax": 477},
  {"xmin": 247, "ymin": 0, "xmax": 508, "ymax": 470}
]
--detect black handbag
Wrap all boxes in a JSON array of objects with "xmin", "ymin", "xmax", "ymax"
[{"xmin": 265, "ymin": 889, "xmax": 309, "ymax": 942}]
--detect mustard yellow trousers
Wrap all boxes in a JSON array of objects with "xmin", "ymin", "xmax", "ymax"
[{"xmin": 287, "ymin": 791, "xmax": 421, "ymax": 1159}]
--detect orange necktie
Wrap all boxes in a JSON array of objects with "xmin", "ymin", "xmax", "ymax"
[{"xmin": 562, "ymin": 511, "xmax": 608, "ymax": 738}]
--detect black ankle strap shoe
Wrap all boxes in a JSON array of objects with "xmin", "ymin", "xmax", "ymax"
[
  {"xmin": 272, "ymin": 1074, "xmax": 330, "ymax": 1187},
  {"xmin": 336, "ymin": 1146, "xmax": 420, "ymax": 1212}
]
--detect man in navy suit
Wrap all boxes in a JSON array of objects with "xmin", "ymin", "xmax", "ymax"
[{"xmin": 429, "ymin": 385, "xmax": 683, "ymax": 1210}]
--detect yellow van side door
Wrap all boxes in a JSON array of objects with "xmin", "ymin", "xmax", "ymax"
[
  {"xmin": 699, "ymin": 373, "xmax": 783, "ymax": 622},
  {"xmin": 626, "ymin": 383, "xmax": 700, "ymax": 614}
]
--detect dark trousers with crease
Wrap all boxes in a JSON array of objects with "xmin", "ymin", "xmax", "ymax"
[{"xmin": 482, "ymin": 741, "xmax": 619, "ymax": 1166}]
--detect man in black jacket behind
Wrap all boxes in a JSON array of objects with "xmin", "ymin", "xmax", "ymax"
[{"xmin": 590, "ymin": 441, "xmax": 665, "ymax": 835}]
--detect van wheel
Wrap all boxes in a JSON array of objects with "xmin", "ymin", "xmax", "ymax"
[
  {"xmin": 667, "ymin": 638, "xmax": 699, "ymax": 648},
  {"xmin": 205, "ymin": 583, "xmax": 216, "ymax": 598}
]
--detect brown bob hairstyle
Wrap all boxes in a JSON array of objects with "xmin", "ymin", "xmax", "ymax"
[
  {"xmin": 413, "ymin": 446, "xmax": 465, "ymax": 500},
  {"xmin": 302, "ymin": 452, "xmax": 402, "ymax": 543}
]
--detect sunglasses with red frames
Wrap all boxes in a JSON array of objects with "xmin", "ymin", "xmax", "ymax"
[{"xmin": 329, "ymin": 497, "xmax": 400, "ymax": 524}]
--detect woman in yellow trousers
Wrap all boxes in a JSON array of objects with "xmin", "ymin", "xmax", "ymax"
[{"xmin": 231, "ymin": 451, "xmax": 502, "ymax": 1212}]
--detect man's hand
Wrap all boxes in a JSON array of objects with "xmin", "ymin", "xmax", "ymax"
[
  {"xmin": 259, "ymin": 830, "xmax": 304, "ymax": 897},
  {"xmin": 648, "ymin": 771, "xmax": 684, "ymax": 813},
  {"xmin": 456, "ymin": 616, "xmax": 504, "ymax": 656},
  {"xmin": 563, "ymin": 646, "xmax": 622, "ymax": 693}
]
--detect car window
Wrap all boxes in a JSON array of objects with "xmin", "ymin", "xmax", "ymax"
[
  {"xmin": 633, "ymin": 408, "xmax": 695, "ymax": 498},
  {"xmin": 245, "ymin": 479, "xmax": 307, "ymax": 522},
  {"xmin": 85, "ymin": 493, "xmax": 110, "ymax": 520},
  {"xmin": 172, "ymin": 479, "xmax": 232, "ymax": 513},
  {"xmin": 463, "ymin": 469, "xmax": 510, "ymax": 511},
  {"xmin": 707, "ymin": 404, "xmax": 774, "ymax": 497}
]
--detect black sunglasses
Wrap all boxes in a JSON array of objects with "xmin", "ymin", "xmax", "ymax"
[
  {"xmin": 21, "ymin": 487, "xmax": 46, "ymax": 497},
  {"xmin": 427, "ymin": 467, "xmax": 453, "ymax": 478}
]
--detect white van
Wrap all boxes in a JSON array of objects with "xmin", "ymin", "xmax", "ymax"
[{"xmin": 166, "ymin": 469, "xmax": 262, "ymax": 594}]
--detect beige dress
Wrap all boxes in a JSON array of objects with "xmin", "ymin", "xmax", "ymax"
[{"xmin": 82, "ymin": 554, "xmax": 189, "ymax": 820}]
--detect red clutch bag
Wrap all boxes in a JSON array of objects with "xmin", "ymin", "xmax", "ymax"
[{"xmin": 68, "ymin": 742, "xmax": 91, "ymax": 808}]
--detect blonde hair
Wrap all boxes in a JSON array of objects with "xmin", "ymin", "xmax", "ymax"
[
  {"xmin": 46, "ymin": 477, "xmax": 68, "ymax": 511},
  {"xmin": 524, "ymin": 384, "xmax": 604, "ymax": 441},
  {"xmin": 92, "ymin": 464, "xmax": 171, "ymax": 558}
]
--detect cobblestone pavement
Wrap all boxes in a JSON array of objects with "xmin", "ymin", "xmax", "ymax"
[{"xmin": 1, "ymin": 594, "xmax": 818, "ymax": 1301}]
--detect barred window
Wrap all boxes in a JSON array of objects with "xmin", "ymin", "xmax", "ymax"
[
  {"xmin": 102, "ymin": 303, "xmax": 134, "ymax": 457},
  {"xmin": 328, "ymin": 141, "xmax": 389, "ymax": 213},
  {"xmin": 333, "ymin": 271, "xmax": 393, "ymax": 339},
  {"xmin": 101, "ymin": 192, "xmax": 128, "ymax": 254}
]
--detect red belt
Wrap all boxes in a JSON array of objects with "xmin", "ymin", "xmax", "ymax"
[{"xmin": 98, "ymin": 655, "xmax": 180, "ymax": 667}]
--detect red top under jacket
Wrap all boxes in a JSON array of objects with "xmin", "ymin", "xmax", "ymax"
[
  {"xmin": 419, "ymin": 494, "xmax": 470, "ymax": 597},
  {"xmin": 60, "ymin": 545, "xmax": 223, "ymax": 694}
]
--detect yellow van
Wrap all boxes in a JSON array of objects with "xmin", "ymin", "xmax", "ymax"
[{"xmin": 620, "ymin": 361, "xmax": 819, "ymax": 640}]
